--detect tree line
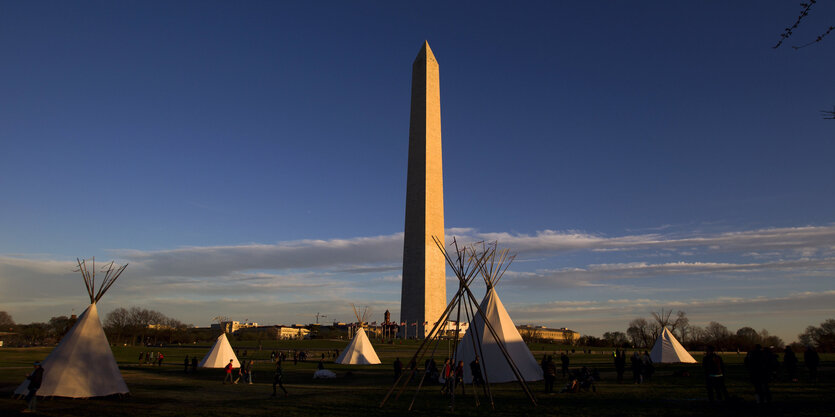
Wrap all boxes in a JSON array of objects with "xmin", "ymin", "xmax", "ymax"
[
  {"xmin": 2, "ymin": 308, "xmax": 834, "ymax": 352},
  {"xmin": 0, "ymin": 308, "xmax": 211, "ymax": 347}
]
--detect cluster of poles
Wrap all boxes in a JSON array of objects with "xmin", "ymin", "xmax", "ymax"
[{"xmin": 380, "ymin": 238, "xmax": 537, "ymax": 411}]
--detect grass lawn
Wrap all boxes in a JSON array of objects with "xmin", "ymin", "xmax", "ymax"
[{"xmin": 1, "ymin": 340, "xmax": 832, "ymax": 416}]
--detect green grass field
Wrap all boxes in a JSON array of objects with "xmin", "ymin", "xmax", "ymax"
[{"xmin": 1, "ymin": 340, "xmax": 832, "ymax": 416}]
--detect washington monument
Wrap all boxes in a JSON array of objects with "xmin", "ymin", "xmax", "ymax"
[{"xmin": 400, "ymin": 41, "xmax": 445, "ymax": 338}]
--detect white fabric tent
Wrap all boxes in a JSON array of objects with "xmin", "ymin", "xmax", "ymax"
[
  {"xmin": 649, "ymin": 327, "xmax": 696, "ymax": 363},
  {"xmin": 334, "ymin": 327, "xmax": 381, "ymax": 365},
  {"xmin": 14, "ymin": 303, "xmax": 129, "ymax": 398},
  {"xmin": 198, "ymin": 333, "xmax": 240, "ymax": 368},
  {"xmin": 455, "ymin": 287, "xmax": 543, "ymax": 383}
]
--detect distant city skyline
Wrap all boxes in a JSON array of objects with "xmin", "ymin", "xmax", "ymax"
[{"xmin": 1, "ymin": 2, "xmax": 833, "ymax": 342}]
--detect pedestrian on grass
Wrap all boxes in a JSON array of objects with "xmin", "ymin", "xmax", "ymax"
[
  {"xmin": 641, "ymin": 351, "xmax": 654, "ymax": 381},
  {"xmin": 454, "ymin": 360, "xmax": 466, "ymax": 395},
  {"xmin": 804, "ymin": 346, "xmax": 820, "ymax": 382},
  {"xmin": 184, "ymin": 355, "xmax": 190, "ymax": 373},
  {"xmin": 470, "ymin": 357, "xmax": 484, "ymax": 386},
  {"xmin": 158, "ymin": 352, "xmax": 164, "ymax": 367},
  {"xmin": 272, "ymin": 363, "xmax": 288, "ymax": 397},
  {"xmin": 745, "ymin": 344, "xmax": 771, "ymax": 403},
  {"xmin": 614, "ymin": 349, "xmax": 626, "ymax": 383},
  {"xmin": 631, "ymin": 352, "xmax": 643, "ymax": 384},
  {"xmin": 560, "ymin": 352, "xmax": 569, "ymax": 378},
  {"xmin": 393, "ymin": 357, "xmax": 403, "ymax": 381},
  {"xmin": 191, "ymin": 356, "xmax": 198, "ymax": 373},
  {"xmin": 22, "ymin": 361, "xmax": 44, "ymax": 413},
  {"xmin": 543, "ymin": 355, "xmax": 557, "ymax": 393},
  {"xmin": 223, "ymin": 359, "xmax": 235, "ymax": 384},
  {"xmin": 783, "ymin": 346, "xmax": 798, "ymax": 382},
  {"xmin": 247, "ymin": 360, "xmax": 254, "ymax": 384},
  {"xmin": 703, "ymin": 346, "xmax": 729, "ymax": 402},
  {"xmin": 441, "ymin": 358, "xmax": 452, "ymax": 394}
]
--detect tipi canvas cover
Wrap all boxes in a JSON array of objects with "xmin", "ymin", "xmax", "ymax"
[
  {"xmin": 199, "ymin": 333, "xmax": 240, "ymax": 368},
  {"xmin": 455, "ymin": 287, "xmax": 543, "ymax": 383},
  {"xmin": 650, "ymin": 327, "xmax": 696, "ymax": 363},
  {"xmin": 335, "ymin": 327, "xmax": 381, "ymax": 365},
  {"xmin": 14, "ymin": 303, "xmax": 129, "ymax": 398}
]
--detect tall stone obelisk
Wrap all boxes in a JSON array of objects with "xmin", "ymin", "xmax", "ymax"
[{"xmin": 400, "ymin": 41, "xmax": 445, "ymax": 338}]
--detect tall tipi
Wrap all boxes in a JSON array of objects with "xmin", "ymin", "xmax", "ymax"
[
  {"xmin": 335, "ymin": 305, "xmax": 381, "ymax": 365},
  {"xmin": 15, "ymin": 258, "xmax": 129, "ymax": 398},
  {"xmin": 198, "ymin": 333, "xmax": 240, "ymax": 368},
  {"xmin": 649, "ymin": 327, "xmax": 696, "ymax": 363},
  {"xmin": 455, "ymin": 286, "xmax": 543, "ymax": 383}
]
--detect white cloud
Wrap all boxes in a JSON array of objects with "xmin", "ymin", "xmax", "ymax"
[{"xmin": 3, "ymin": 223, "xmax": 835, "ymax": 333}]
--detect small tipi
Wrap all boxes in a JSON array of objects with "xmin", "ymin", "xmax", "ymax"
[
  {"xmin": 455, "ymin": 286, "xmax": 543, "ymax": 383},
  {"xmin": 15, "ymin": 258, "xmax": 129, "ymax": 398},
  {"xmin": 334, "ymin": 305, "xmax": 381, "ymax": 365},
  {"xmin": 198, "ymin": 333, "xmax": 240, "ymax": 368},
  {"xmin": 649, "ymin": 327, "xmax": 696, "ymax": 363}
]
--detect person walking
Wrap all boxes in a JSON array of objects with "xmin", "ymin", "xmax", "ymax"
[
  {"xmin": 745, "ymin": 344, "xmax": 771, "ymax": 403},
  {"xmin": 641, "ymin": 351, "xmax": 654, "ymax": 381},
  {"xmin": 223, "ymin": 359, "xmax": 235, "ymax": 384},
  {"xmin": 440, "ymin": 358, "xmax": 452, "ymax": 394},
  {"xmin": 247, "ymin": 360, "xmax": 254, "ymax": 384},
  {"xmin": 783, "ymin": 346, "xmax": 798, "ymax": 382},
  {"xmin": 614, "ymin": 349, "xmax": 626, "ymax": 383},
  {"xmin": 22, "ymin": 362, "xmax": 44, "ymax": 413},
  {"xmin": 804, "ymin": 346, "xmax": 820, "ymax": 382},
  {"xmin": 470, "ymin": 357, "xmax": 485, "ymax": 387},
  {"xmin": 703, "ymin": 346, "xmax": 729, "ymax": 402},
  {"xmin": 543, "ymin": 355, "xmax": 557, "ymax": 393},
  {"xmin": 393, "ymin": 357, "xmax": 403, "ymax": 381},
  {"xmin": 191, "ymin": 356, "xmax": 198, "ymax": 373},
  {"xmin": 271, "ymin": 363, "xmax": 288, "ymax": 398},
  {"xmin": 157, "ymin": 352, "xmax": 164, "ymax": 367},
  {"xmin": 454, "ymin": 360, "xmax": 466, "ymax": 395},
  {"xmin": 560, "ymin": 352, "xmax": 569, "ymax": 378},
  {"xmin": 184, "ymin": 355, "xmax": 190, "ymax": 373},
  {"xmin": 631, "ymin": 352, "xmax": 643, "ymax": 384}
]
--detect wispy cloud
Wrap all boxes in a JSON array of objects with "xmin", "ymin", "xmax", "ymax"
[
  {"xmin": 2, "ymin": 224, "xmax": 834, "ymax": 339},
  {"xmin": 504, "ymin": 258, "xmax": 835, "ymax": 289}
]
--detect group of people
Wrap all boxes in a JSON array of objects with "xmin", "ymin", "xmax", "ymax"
[
  {"xmin": 741, "ymin": 344, "xmax": 820, "ymax": 404},
  {"xmin": 137, "ymin": 351, "xmax": 165, "ymax": 366},
  {"xmin": 392, "ymin": 356, "xmax": 487, "ymax": 396},
  {"xmin": 222, "ymin": 359, "xmax": 257, "ymax": 385}
]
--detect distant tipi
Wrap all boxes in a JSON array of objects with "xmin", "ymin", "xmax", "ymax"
[
  {"xmin": 334, "ymin": 305, "xmax": 381, "ymax": 365},
  {"xmin": 198, "ymin": 333, "xmax": 240, "ymax": 368},
  {"xmin": 649, "ymin": 327, "xmax": 697, "ymax": 363},
  {"xmin": 15, "ymin": 258, "xmax": 129, "ymax": 398}
]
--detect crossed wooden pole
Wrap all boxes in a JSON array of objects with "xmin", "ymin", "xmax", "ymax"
[{"xmin": 379, "ymin": 237, "xmax": 537, "ymax": 411}]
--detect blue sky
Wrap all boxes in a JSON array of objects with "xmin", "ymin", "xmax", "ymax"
[{"xmin": 1, "ymin": 1, "xmax": 833, "ymax": 342}]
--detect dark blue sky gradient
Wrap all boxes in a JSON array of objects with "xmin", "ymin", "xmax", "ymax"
[{"xmin": 1, "ymin": 1, "xmax": 833, "ymax": 336}]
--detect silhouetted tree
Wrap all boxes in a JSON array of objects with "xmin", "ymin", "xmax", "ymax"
[
  {"xmin": 799, "ymin": 318, "xmax": 835, "ymax": 352},
  {"xmin": 0, "ymin": 311, "xmax": 14, "ymax": 330}
]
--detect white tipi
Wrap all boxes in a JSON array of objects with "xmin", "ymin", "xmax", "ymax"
[
  {"xmin": 198, "ymin": 333, "xmax": 240, "ymax": 368},
  {"xmin": 15, "ymin": 258, "xmax": 129, "ymax": 398},
  {"xmin": 649, "ymin": 327, "xmax": 696, "ymax": 363},
  {"xmin": 335, "ymin": 305, "xmax": 381, "ymax": 365},
  {"xmin": 455, "ymin": 287, "xmax": 543, "ymax": 383},
  {"xmin": 335, "ymin": 327, "xmax": 381, "ymax": 365}
]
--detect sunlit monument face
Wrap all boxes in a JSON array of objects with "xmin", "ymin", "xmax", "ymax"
[{"xmin": 400, "ymin": 41, "xmax": 445, "ymax": 339}]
